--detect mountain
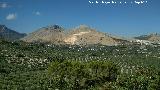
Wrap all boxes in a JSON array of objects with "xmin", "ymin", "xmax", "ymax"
[
  {"xmin": 135, "ymin": 33, "xmax": 160, "ymax": 43},
  {"xmin": 21, "ymin": 25, "xmax": 65, "ymax": 44},
  {"xmin": 22, "ymin": 24, "xmax": 128, "ymax": 46},
  {"xmin": 64, "ymin": 25, "xmax": 128, "ymax": 46},
  {"xmin": 0, "ymin": 25, "xmax": 26, "ymax": 41}
]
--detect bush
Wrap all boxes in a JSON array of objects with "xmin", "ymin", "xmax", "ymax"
[
  {"xmin": 0, "ymin": 58, "xmax": 11, "ymax": 74},
  {"xmin": 48, "ymin": 60, "xmax": 119, "ymax": 89}
]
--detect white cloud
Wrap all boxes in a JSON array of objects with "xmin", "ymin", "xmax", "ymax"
[
  {"xmin": 34, "ymin": 11, "xmax": 41, "ymax": 16},
  {"xmin": 0, "ymin": 2, "xmax": 8, "ymax": 8},
  {"xmin": 6, "ymin": 13, "xmax": 17, "ymax": 20}
]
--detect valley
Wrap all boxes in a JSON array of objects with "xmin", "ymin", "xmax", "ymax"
[{"xmin": 0, "ymin": 39, "xmax": 160, "ymax": 89}]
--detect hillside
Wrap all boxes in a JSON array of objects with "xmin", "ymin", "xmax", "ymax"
[
  {"xmin": 0, "ymin": 25, "xmax": 26, "ymax": 41},
  {"xmin": 22, "ymin": 25, "xmax": 129, "ymax": 45},
  {"xmin": 21, "ymin": 25, "xmax": 65, "ymax": 44},
  {"xmin": 135, "ymin": 33, "xmax": 160, "ymax": 43},
  {"xmin": 64, "ymin": 25, "xmax": 116, "ymax": 45}
]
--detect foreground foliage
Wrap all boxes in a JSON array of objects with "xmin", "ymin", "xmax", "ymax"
[{"xmin": 48, "ymin": 60, "xmax": 118, "ymax": 89}]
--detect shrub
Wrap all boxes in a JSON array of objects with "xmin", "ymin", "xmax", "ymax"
[{"xmin": 48, "ymin": 60, "xmax": 119, "ymax": 89}]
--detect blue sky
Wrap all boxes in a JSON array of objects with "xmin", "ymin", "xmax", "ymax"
[{"xmin": 0, "ymin": 0, "xmax": 160, "ymax": 37}]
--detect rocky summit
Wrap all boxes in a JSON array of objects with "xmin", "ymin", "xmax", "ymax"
[
  {"xmin": 21, "ymin": 25, "xmax": 65, "ymax": 44},
  {"xmin": 64, "ymin": 25, "xmax": 124, "ymax": 45}
]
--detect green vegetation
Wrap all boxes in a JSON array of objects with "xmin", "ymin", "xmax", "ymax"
[
  {"xmin": 48, "ymin": 60, "xmax": 118, "ymax": 89},
  {"xmin": 0, "ymin": 40, "xmax": 160, "ymax": 89}
]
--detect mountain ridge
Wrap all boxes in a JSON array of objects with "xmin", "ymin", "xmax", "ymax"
[
  {"xmin": 21, "ymin": 24, "xmax": 130, "ymax": 46},
  {"xmin": 0, "ymin": 25, "xmax": 27, "ymax": 41},
  {"xmin": 1, "ymin": 24, "xmax": 160, "ymax": 45},
  {"xmin": 135, "ymin": 33, "xmax": 160, "ymax": 43}
]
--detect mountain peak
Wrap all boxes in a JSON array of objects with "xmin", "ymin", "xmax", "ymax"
[
  {"xmin": 0, "ymin": 25, "xmax": 7, "ymax": 32},
  {"xmin": 39, "ymin": 24, "xmax": 64, "ymax": 32},
  {"xmin": 47, "ymin": 25, "xmax": 62, "ymax": 29},
  {"xmin": 78, "ymin": 25, "xmax": 90, "ymax": 28},
  {"xmin": 22, "ymin": 24, "xmax": 65, "ymax": 43},
  {"xmin": 72, "ymin": 25, "xmax": 94, "ymax": 32},
  {"xmin": 42, "ymin": 24, "xmax": 62, "ymax": 30},
  {"xmin": 0, "ymin": 25, "xmax": 6, "ymax": 27},
  {"xmin": 0, "ymin": 25, "xmax": 26, "ymax": 41}
]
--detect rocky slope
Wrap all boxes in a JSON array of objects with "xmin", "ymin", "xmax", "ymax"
[
  {"xmin": 0, "ymin": 25, "xmax": 26, "ymax": 41},
  {"xmin": 64, "ymin": 25, "xmax": 127, "ymax": 45},
  {"xmin": 21, "ymin": 25, "xmax": 65, "ymax": 44},
  {"xmin": 22, "ymin": 24, "xmax": 128, "ymax": 46},
  {"xmin": 135, "ymin": 33, "xmax": 160, "ymax": 43}
]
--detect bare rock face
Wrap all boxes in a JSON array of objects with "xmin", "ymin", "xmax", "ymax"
[
  {"xmin": 64, "ymin": 25, "xmax": 123, "ymax": 46},
  {"xmin": 21, "ymin": 25, "xmax": 65, "ymax": 44},
  {"xmin": 22, "ymin": 24, "xmax": 128, "ymax": 45}
]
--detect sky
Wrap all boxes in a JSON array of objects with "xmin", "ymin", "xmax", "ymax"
[{"xmin": 0, "ymin": 0, "xmax": 160, "ymax": 37}]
